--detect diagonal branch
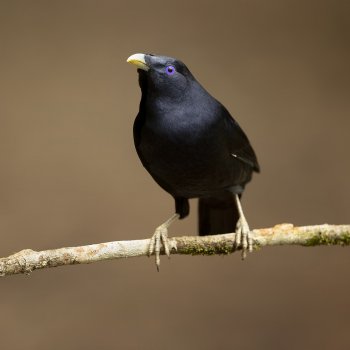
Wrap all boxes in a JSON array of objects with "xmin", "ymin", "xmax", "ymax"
[{"xmin": 1, "ymin": 223, "xmax": 349, "ymax": 277}]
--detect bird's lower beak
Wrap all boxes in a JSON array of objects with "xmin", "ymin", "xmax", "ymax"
[{"xmin": 126, "ymin": 53, "xmax": 149, "ymax": 71}]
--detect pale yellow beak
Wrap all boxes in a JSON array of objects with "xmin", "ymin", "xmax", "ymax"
[{"xmin": 126, "ymin": 53, "xmax": 149, "ymax": 71}]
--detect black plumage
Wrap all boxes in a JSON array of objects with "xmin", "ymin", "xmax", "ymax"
[{"xmin": 127, "ymin": 53, "xmax": 259, "ymax": 268}]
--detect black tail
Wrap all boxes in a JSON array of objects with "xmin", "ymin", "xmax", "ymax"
[{"xmin": 198, "ymin": 192, "xmax": 239, "ymax": 235}]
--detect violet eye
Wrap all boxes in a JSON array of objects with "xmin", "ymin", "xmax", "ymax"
[{"xmin": 165, "ymin": 65, "xmax": 175, "ymax": 75}]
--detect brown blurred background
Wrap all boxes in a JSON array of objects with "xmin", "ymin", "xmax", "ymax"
[{"xmin": 0, "ymin": 0, "xmax": 349, "ymax": 349}]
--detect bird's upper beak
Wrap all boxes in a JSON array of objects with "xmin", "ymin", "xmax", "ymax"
[{"xmin": 126, "ymin": 53, "xmax": 150, "ymax": 71}]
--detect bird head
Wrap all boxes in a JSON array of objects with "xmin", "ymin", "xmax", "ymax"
[{"xmin": 127, "ymin": 53, "xmax": 193, "ymax": 100}]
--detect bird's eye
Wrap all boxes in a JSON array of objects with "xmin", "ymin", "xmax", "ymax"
[{"xmin": 165, "ymin": 65, "xmax": 176, "ymax": 75}]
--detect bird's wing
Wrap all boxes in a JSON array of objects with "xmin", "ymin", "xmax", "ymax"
[{"xmin": 222, "ymin": 106, "xmax": 260, "ymax": 173}]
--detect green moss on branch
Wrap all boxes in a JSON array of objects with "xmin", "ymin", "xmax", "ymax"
[{"xmin": 303, "ymin": 232, "xmax": 350, "ymax": 247}]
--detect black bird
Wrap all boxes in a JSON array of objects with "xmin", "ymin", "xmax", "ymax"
[{"xmin": 127, "ymin": 53, "xmax": 259, "ymax": 269}]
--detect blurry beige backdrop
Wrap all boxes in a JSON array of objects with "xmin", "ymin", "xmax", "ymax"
[{"xmin": 1, "ymin": 1, "xmax": 349, "ymax": 349}]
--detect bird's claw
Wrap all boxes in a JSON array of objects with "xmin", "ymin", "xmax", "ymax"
[
  {"xmin": 235, "ymin": 218, "xmax": 254, "ymax": 259},
  {"xmin": 148, "ymin": 225, "xmax": 171, "ymax": 271}
]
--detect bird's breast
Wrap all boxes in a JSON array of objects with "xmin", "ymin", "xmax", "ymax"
[{"xmin": 136, "ymin": 113, "xmax": 240, "ymax": 197}]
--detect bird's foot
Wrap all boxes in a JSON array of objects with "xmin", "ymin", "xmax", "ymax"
[
  {"xmin": 235, "ymin": 217, "xmax": 254, "ymax": 259},
  {"xmin": 148, "ymin": 224, "xmax": 171, "ymax": 271}
]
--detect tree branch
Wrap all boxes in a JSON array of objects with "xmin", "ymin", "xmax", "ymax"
[{"xmin": 1, "ymin": 223, "xmax": 349, "ymax": 277}]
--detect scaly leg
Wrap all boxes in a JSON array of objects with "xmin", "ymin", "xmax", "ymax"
[
  {"xmin": 234, "ymin": 194, "xmax": 254, "ymax": 259},
  {"xmin": 149, "ymin": 213, "xmax": 179, "ymax": 270}
]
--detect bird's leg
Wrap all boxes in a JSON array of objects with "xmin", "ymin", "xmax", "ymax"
[
  {"xmin": 234, "ymin": 194, "xmax": 254, "ymax": 259},
  {"xmin": 149, "ymin": 213, "xmax": 179, "ymax": 270}
]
